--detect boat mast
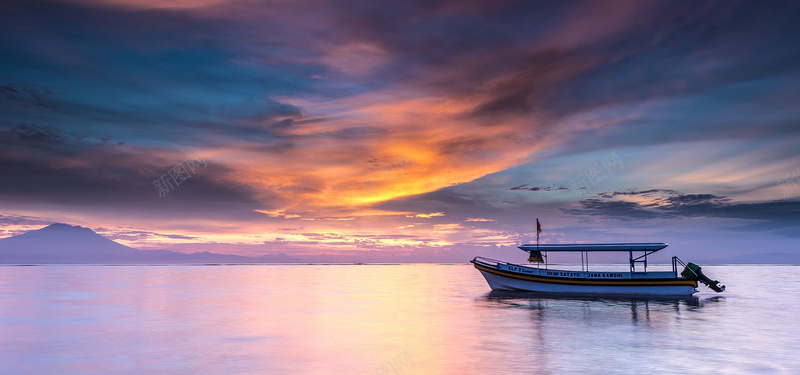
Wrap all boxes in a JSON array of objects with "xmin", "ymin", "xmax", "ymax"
[{"xmin": 537, "ymin": 218, "xmax": 545, "ymax": 269}]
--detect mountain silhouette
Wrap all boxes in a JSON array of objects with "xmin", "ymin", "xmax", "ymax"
[{"xmin": 0, "ymin": 223, "xmax": 302, "ymax": 264}]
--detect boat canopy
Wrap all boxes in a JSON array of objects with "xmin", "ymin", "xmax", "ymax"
[{"xmin": 518, "ymin": 243, "xmax": 667, "ymax": 252}]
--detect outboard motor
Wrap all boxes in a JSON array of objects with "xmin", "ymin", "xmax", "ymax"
[{"xmin": 681, "ymin": 262, "xmax": 725, "ymax": 293}]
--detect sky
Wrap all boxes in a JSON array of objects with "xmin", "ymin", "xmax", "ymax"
[{"xmin": 1, "ymin": 0, "xmax": 800, "ymax": 262}]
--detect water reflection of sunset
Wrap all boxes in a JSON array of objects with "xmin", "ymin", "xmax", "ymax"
[{"xmin": 5, "ymin": 265, "xmax": 795, "ymax": 374}]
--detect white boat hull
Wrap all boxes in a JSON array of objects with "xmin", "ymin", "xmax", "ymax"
[
  {"xmin": 474, "ymin": 263, "xmax": 698, "ymax": 296},
  {"xmin": 477, "ymin": 269, "xmax": 696, "ymax": 296}
]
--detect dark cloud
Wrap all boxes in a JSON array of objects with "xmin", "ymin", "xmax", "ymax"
[
  {"xmin": 0, "ymin": 124, "xmax": 68, "ymax": 144},
  {"xmin": 0, "ymin": 0, "xmax": 315, "ymax": 150},
  {"xmin": 0, "ymin": 81, "xmax": 62, "ymax": 113},
  {"xmin": 463, "ymin": 2, "xmax": 800, "ymax": 120},
  {"xmin": 563, "ymin": 189, "xmax": 800, "ymax": 237},
  {"xmin": 0, "ymin": 145, "xmax": 272, "ymax": 224},
  {"xmin": 509, "ymin": 184, "xmax": 567, "ymax": 192},
  {"xmin": 436, "ymin": 136, "xmax": 487, "ymax": 155},
  {"xmin": 0, "ymin": 214, "xmax": 52, "ymax": 227},
  {"xmin": 3, "ymin": 0, "xmax": 799, "ymax": 154}
]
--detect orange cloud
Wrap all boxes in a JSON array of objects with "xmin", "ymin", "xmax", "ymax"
[
  {"xmin": 406, "ymin": 212, "xmax": 445, "ymax": 219},
  {"xmin": 211, "ymin": 88, "xmax": 555, "ymax": 220}
]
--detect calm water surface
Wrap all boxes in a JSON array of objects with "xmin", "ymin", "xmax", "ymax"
[{"xmin": 1, "ymin": 264, "xmax": 799, "ymax": 374}]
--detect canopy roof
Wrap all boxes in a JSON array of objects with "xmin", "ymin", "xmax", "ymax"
[{"xmin": 518, "ymin": 243, "xmax": 668, "ymax": 252}]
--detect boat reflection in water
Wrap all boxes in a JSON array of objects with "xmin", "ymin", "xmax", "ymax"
[
  {"xmin": 474, "ymin": 291, "xmax": 728, "ymax": 373},
  {"xmin": 481, "ymin": 290, "xmax": 726, "ymax": 335},
  {"xmin": 486, "ymin": 290, "xmax": 704, "ymax": 304}
]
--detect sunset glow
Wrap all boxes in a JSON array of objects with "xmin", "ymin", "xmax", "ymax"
[{"xmin": 2, "ymin": 0, "xmax": 799, "ymax": 262}]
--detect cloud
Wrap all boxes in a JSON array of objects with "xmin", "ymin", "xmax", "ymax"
[
  {"xmin": 0, "ymin": 141, "xmax": 271, "ymax": 228},
  {"xmin": 0, "ymin": 124, "xmax": 68, "ymax": 144},
  {"xmin": 406, "ymin": 212, "xmax": 445, "ymax": 219},
  {"xmin": 0, "ymin": 213, "xmax": 52, "ymax": 227},
  {"xmin": 1, "ymin": 0, "xmax": 800, "ymax": 258},
  {"xmin": 93, "ymin": 227, "xmax": 199, "ymax": 242},
  {"xmin": 563, "ymin": 189, "xmax": 800, "ymax": 237},
  {"xmin": 509, "ymin": 184, "xmax": 568, "ymax": 192},
  {"xmin": 0, "ymin": 81, "xmax": 63, "ymax": 113}
]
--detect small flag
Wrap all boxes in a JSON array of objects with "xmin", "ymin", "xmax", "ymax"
[{"xmin": 536, "ymin": 218, "xmax": 542, "ymax": 240}]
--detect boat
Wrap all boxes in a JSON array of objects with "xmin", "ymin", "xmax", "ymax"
[{"xmin": 471, "ymin": 243, "xmax": 725, "ymax": 296}]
